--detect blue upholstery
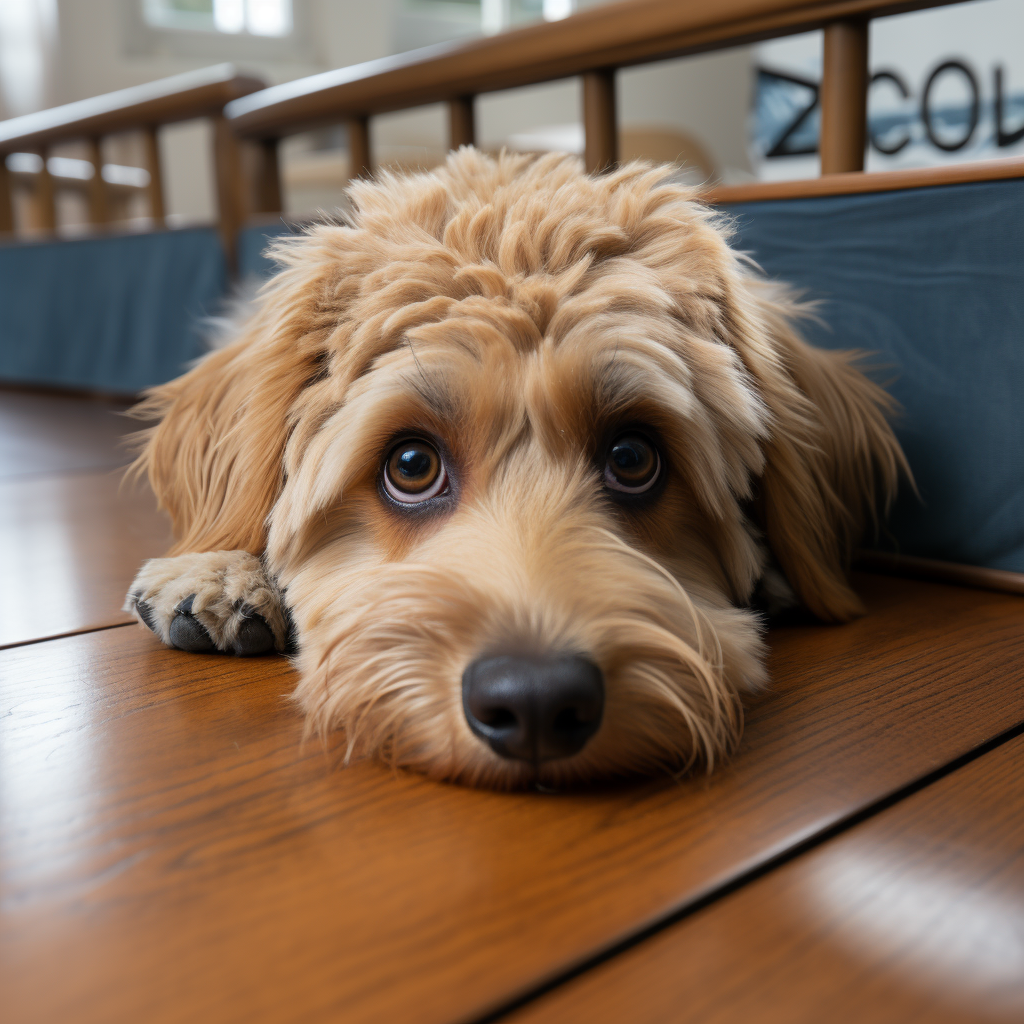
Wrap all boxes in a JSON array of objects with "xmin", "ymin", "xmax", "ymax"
[
  {"xmin": 237, "ymin": 220, "xmax": 299, "ymax": 282},
  {"xmin": 724, "ymin": 178, "xmax": 1024, "ymax": 573},
  {"xmin": 0, "ymin": 226, "xmax": 225, "ymax": 395}
]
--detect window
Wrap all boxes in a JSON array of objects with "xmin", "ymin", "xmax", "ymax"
[
  {"xmin": 142, "ymin": 0, "xmax": 292, "ymax": 38},
  {"xmin": 397, "ymin": 0, "xmax": 575, "ymax": 47}
]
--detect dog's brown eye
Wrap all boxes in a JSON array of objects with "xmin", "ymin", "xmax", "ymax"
[
  {"xmin": 383, "ymin": 439, "xmax": 447, "ymax": 503},
  {"xmin": 605, "ymin": 434, "xmax": 661, "ymax": 494}
]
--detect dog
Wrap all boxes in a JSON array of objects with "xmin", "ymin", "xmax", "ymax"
[{"xmin": 126, "ymin": 148, "xmax": 906, "ymax": 789}]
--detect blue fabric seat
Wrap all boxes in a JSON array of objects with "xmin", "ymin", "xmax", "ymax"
[
  {"xmin": 0, "ymin": 226, "xmax": 226, "ymax": 395},
  {"xmin": 723, "ymin": 178, "xmax": 1024, "ymax": 574}
]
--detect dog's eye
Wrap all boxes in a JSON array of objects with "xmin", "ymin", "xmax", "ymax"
[
  {"xmin": 604, "ymin": 434, "xmax": 661, "ymax": 494},
  {"xmin": 383, "ymin": 438, "xmax": 448, "ymax": 503}
]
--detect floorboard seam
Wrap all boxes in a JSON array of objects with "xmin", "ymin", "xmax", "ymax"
[
  {"xmin": 0, "ymin": 620, "xmax": 134, "ymax": 652},
  {"xmin": 469, "ymin": 715, "xmax": 1024, "ymax": 1024}
]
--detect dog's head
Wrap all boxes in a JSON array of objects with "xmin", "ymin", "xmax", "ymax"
[{"xmin": 143, "ymin": 150, "xmax": 904, "ymax": 787}]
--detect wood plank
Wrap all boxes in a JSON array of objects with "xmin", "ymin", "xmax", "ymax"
[
  {"xmin": 706, "ymin": 154, "xmax": 1024, "ymax": 204},
  {"xmin": 509, "ymin": 732, "xmax": 1024, "ymax": 1024},
  {"xmin": 225, "ymin": 0, "xmax": 965, "ymax": 137},
  {"xmin": 1, "ymin": 574, "xmax": 1021, "ymax": 1024},
  {"xmin": 0, "ymin": 469, "xmax": 173, "ymax": 648}
]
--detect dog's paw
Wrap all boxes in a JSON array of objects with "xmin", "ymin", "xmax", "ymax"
[{"xmin": 125, "ymin": 550, "xmax": 291, "ymax": 656}]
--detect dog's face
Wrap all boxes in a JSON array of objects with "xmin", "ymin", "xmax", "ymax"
[{"xmin": 144, "ymin": 151, "xmax": 904, "ymax": 788}]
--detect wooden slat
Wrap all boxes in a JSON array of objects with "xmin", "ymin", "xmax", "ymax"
[
  {"xmin": 820, "ymin": 19, "xmax": 869, "ymax": 173},
  {"xmin": 448, "ymin": 95, "xmax": 476, "ymax": 150},
  {"xmin": 225, "ymin": 0, "xmax": 966, "ymax": 139},
  {"xmin": 511, "ymin": 733, "xmax": 1024, "ymax": 1024},
  {"xmin": 142, "ymin": 125, "xmax": 166, "ymax": 226},
  {"xmin": 582, "ymin": 69, "xmax": 618, "ymax": 173},
  {"xmin": 85, "ymin": 137, "xmax": 109, "ymax": 226},
  {"xmin": 348, "ymin": 115, "xmax": 372, "ymax": 179},
  {"xmin": 212, "ymin": 114, "xmax": 246, "ymax": 266},
  {"xmin": 34, "ymin": 147, "xmax": 56, "ymax": 232},
  {"xmin": 706, "ymin": 154, "xmax": 1024, "ymax": 204},
  {"xmin": 252, "ymin": 137, "xmax": 283, "ymax": 214},
  {"xmin": 0, "ymin": 154, "xmax": 14, "ymax": 234},
  {"xmin": 0, "ymin": 65, "xmax": 263, "ymax": 154},
  {"xmin": 1, "ymin": 574, "xmax": 1021, "ymax": 1023},
  {"xmin": 0, "ymin": 469, "xmax": 173, "ymax": 648}
]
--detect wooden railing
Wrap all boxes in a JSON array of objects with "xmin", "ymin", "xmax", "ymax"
[
  {"xmin": 224, "ymin": 0, "xmax": 968, "ymax": 202},
  {"xmin": 0, "ymin": 64, "xmax": 265, "ymax": 253}
]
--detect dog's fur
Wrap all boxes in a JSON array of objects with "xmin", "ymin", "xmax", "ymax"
[{"xmin": 126, "ymin": 149, "xmax": 906, "ymax": 788}]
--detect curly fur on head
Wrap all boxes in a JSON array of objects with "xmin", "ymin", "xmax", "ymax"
[{"xmin": 130, "ymin": 148, "xmax": 907, "ymax": 788}]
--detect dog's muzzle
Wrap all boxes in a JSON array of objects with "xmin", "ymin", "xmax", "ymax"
[{"xmin": 461, "ymin": 653, "xmax": 604, "ymax": 762}]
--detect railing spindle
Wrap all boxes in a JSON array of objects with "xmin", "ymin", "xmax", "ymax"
[
  {"xmin": 86, "ymin": 137, "xmax": 109, "ymax": 226},
  {"xmin": 35, "ymin": 147, "xmax": 57, "ymax": 233},
  {"xmin": 212, "ymin": 114, "xmax": 246, "ymax": 267},
  {"xmin": 142, "ymin": 125, "xmax": 166, "ymax": 226},
  {"xmin": 253, "ymin": 137, "xmax": 282, "ymax": 214},
  {"xmin": 0, "ymin": 156, "xmax": 13, "ymax": 235},
  {"xmin": 582, "ymin": 69, "xmax": 617, "ymax": 173},
  {"xmin": 348, "ymin": 116, "xmax": 372, "ymax": 180},
  {"xmin": 820, "ymin": 19, "xmax": 869, "ymax": 174},
  {"xmin": 448, "ymin": 96, "xmax": 476, "ymax": 150}
]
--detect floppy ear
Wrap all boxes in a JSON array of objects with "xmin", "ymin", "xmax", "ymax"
[
  {"xmin": 131, "ymin": 323, "xmax": 320, "ymax": 557},
  {"xmin": 741, "ymin": 287, "xmax": 908, "ymax": 622}
]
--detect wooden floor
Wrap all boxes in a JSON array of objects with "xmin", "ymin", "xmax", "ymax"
[{"xmin": 2, "ymin": 389, "xmax": 1022, "ymax": 1024}]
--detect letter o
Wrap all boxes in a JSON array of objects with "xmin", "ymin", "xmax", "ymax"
[{"xmin": 922, "ymin": 60, "xmax": 980, "ymax": 152}]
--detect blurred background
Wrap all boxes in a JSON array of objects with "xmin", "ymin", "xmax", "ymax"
[{"xmin": 1, "ymin": 0, "xmax": 1022, "ymax": 233}]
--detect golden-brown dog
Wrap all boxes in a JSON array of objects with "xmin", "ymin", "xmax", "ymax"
[{"xmin": 126, "ymin": 148, "xmax": 905, "ymax": 788}]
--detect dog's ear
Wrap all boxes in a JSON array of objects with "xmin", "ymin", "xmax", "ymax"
[
  {"xmin": 739, "ymin": 286, "xmax": 907, "ymax": 622},
  {"xmin": 131, "ymin": 271, "xmax": 332, "ymax": 558}
]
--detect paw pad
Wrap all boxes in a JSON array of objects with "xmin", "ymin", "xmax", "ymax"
[
  {"xmin": 168, "ymin": 595, "xmax": 217, "ymax": 653},
  {"xmin": 231, "ymin": 605, "xmax": 277, "ymax": 656}
]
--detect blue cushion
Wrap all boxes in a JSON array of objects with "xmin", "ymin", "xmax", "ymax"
[
  {"xmin": 0, "ymin": 226, "xmax": 226, "ymax": 395},
  {"xmin": 723, "ymin": 178, "xmax": 1024, "ymax": 573},
  {"xmin": 237, "ymin": 220, "xmax": 298, "ymax": 282}
]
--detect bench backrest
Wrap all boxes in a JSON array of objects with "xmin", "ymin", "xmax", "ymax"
[{"xmin": 0, "ymin": 64, "xmax": 265, "ymax": 260}]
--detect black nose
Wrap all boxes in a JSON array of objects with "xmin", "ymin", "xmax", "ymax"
[{"xmin": 462, "ymin": 653, "xmax": 604, "ymax": 762}]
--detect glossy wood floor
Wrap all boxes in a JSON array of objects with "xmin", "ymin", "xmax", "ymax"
[{"xmin": 2, "ymin": 389, "xmax": 1022, "ymax": 1024}]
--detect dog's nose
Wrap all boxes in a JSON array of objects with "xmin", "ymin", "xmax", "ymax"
[{"xmin": 462, "ymin": 653, "xmax": 604, "ymax": 762}]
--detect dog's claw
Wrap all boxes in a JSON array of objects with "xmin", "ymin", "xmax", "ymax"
[
  {"xmin": 133, "ymin": 595, "xmax": 159, "ymax": 635},
  {"xmin": 232, "ymin": 606, "xmax": 276, "ymax": 656},
  {"xmin": 169, "ymin": 595, "xmax": 217, "ymax": 653}
]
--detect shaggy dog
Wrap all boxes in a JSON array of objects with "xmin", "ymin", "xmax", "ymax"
[{"xmin": 126, "ymin": 149, "xmax": 905, "ymax": 788}]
